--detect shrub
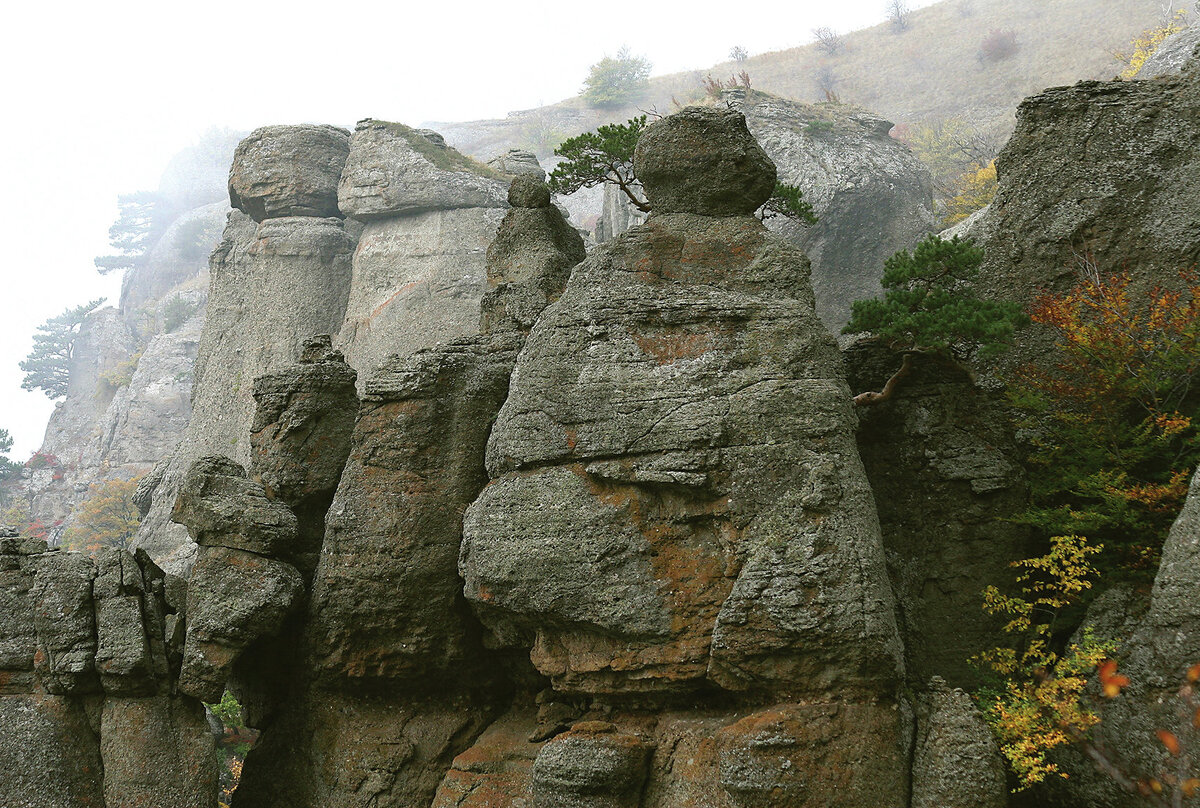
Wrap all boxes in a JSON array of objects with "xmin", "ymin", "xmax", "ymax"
[
  {"xmin": 941, "ymin": 160, "xmax": 997, "ymax": 227},
  {"xmin": 974, "ymin": 534, "xmax": 1113, "ymax": 788},
  {"xmin": 96, "ymin": 353, "xmax": 142, "ymax": 398},
  {"xmin": 843, "ymin": 234, "xmax": 1025, "ymax": 405},
  {"xmin": 1114, "ymin": 9, "xmax": 1189, "ymax": 79},
  {"xmin": 162, "ymin": 295, "xmax": 197, "ymax": 333},
  {"xmin": 581, "ymin": 46, "xmax": 652, "ymax": 108},
  {"xmin": 978, "ymin": 29, "xmax": 1019, "ymax": 63},
  {"xmin": 60, "ymin": 477, "xmax": 142, "ymax": 553}
]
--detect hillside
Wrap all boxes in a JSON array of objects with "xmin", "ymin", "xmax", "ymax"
[{"xmin": 432, "ymin": 0, "xmax": 1175, "ymax": 163}]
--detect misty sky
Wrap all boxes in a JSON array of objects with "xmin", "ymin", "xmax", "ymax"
[{"xmin": 0, "ymin": 0, "xmax": 941, "ymax": 457}]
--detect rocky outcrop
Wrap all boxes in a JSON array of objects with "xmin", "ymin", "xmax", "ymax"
[
  {"xmin": 488, "ymin": 148, "xmax": 546, "ymax": 180},
  {"xmin": 910, "ymin": 678, "xmax": 1007, "ymax": 808},
  {"xmin": 333, "ymin": 119, "xmax": 515, "ymax": 383},
  {"xmin": 135, "ymin": 149, "xmax": 357, "ymax": 570},
  {"xmin": 337, "ymin": 119, "xmax": 507, "ymax": 219},
  {"xmin": 1140, "ymin": 23, "xmax": 1200, "ymax": 78},
  {"xmin": 845, "ymin": 343, "xmax": 1033, "ymax": 687},
  {"xmin": 220, "ymin": 176, "xmax": 585, "ymax": 807},
  {"xmin": 0, "ymin": 534, "xmax": 217, "ymax": 807},
  {"xmin": 592, "ymin": 91, "xmax": 935, "ymax": 332},
  {"xmin": 968, "ymin": 62, "xmax": 1200, "ymax": 372},
  {"xmin": 456, "ymin": 107, "xmax": 910, "ymax": 804}
]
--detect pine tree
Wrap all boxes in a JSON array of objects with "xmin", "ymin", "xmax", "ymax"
[
  {"xmin": 20, "ymin": 298, "xmax": 105, "ymax": 400},
  {"xmin": 844, "ymin": 234, "xmax": 1024, "ymax": 405}
]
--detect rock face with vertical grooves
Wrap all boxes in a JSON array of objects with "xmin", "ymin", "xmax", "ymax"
[{"xmin": 229, "ymin": 178, "xmax": 586, "ymax": 808}]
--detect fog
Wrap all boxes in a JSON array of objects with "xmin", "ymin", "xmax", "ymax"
[{"xmin": 0, "ymin": 0, "xmax": 940, "ymax": 458}]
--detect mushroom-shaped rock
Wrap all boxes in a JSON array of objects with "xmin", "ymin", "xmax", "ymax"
[
  {"xmin": 228, "ymin": 125, "xmax": 351, "ymax": 221},
  {"xmin": 633, "ymin": 106, "xmax": 776, "ymax": 216}
]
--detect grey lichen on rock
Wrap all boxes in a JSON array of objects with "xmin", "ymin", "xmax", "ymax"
[{"xmin": 910, "ymin": 678, "xmax": 1007, "ymax": 808}]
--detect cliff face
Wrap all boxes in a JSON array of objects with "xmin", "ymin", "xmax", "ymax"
[{"xmin": 6, "ymin": 40, "xmax": 1200, "ymax": 807}]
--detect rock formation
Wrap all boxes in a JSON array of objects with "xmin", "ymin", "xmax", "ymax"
[
  {"xmin": 133, "ymin": 126, "xmax": 356, "ymax": 571},
  {"xmin": 334, "ymin": 118, "xmax": 512, "ymax": 380},
  {"xmin": 0, "ymin": 531, "xmax": 217, "ymax": 807}
]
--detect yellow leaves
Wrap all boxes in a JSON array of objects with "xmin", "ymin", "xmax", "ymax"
[
  {"xmin": 1115, "ymin": 10, "xmax": 1189, "ymax": 79},
  {"xmin": 60, "ymin": 476, "xmax": 143, "ymax": 554},
  {"xmin": 1183, "ymin": 778, "xmax": 1200, "ymax": 798},
  {"xmin": 941, "ymin": 159, "xmax": 997, "ymax": 227}
]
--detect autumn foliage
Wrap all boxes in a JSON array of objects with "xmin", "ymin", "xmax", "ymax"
[
  {"xmin": 1009, "ymin": 267, "xmax": 1200, "ymax": 575},
  {"xmin": 60, "ymin": 477, "xmax": 143, "ymax": 553}
]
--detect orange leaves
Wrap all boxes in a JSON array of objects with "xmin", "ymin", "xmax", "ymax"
[
  {"xmin": 1156, "ymin": 729, "xmax": 1182, "ymax": 757},
  {"xmin": 1183, "ymin": 778, "xmax": 1200, "ymax": 798},
  {"xmin": 1098, "ymin": 659, "xmax": 1130, "ymax": 699}
]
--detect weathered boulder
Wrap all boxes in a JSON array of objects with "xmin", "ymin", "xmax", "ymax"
[
  {"xmin": 1139, "ymin": 23, "xmax": 1200, "ymax": 78},
  {"xmin": 173, "ymin": 456, "xmax": 298, "ymax": 557},
  {"xmin": 727, "ymin": 89, "xmax": 934, "ymax": 331},
  {"xmin": 228, "ymin": 124, "xmax": 351, "ymax": 221},
  {"xmin": 179, "ymin": 544, "xmax": 303, "ymax": 702},
  {"xmin": 338, "ymin": 119, "xmax": 508, "ymax": 220},
  {"xmin": 431, "ymin": 710, "xmax": 545, "ymax": 808},
  {"xmin": 531, "ymin": 722, "xmax": 652, "ymax": 808},
  {"xmin": 249, "ymin": 335, "xmax": 359, "ymax": 511},
  {"xmin": 910, "ymin": 679, "xmax": 1007, "ymax": 808},
  {"xmin": 489, "ymin": 148, "xmax": 547, "ymax": 180},
  {"xmin": 481, "ymin": 177, "xmax": 587, "ymax": 334},
  {"xmin": 306, "ymin": 337, "xmax": 520, "ymax": 686},
  {"xmin": 634, "ymin": 106, "xmax": 775, "ymax": 216},
  {"xmin": 714, "ymin": 703, "xmax": 910, "ymax": 808},
  {"xmin": 462, "ymin": 206, "xmax": 902, "ymax": 698}
]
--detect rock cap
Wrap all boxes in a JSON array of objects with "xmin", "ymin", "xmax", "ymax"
[{"xmin": 633, "ymin": 106, "xmax": 776, "ymax": 216}]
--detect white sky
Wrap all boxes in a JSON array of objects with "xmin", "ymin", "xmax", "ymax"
[{"xmin": 0, "ymin": 0, "xmax": 940, "ymax": 458}]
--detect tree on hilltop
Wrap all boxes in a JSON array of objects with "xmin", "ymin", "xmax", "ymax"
[
  {"xmin": 582, "ymin": 46, "xmax": 652, "ymax": 108},
  {"xmin": 20, "ymin": 298, "xmax": 105, "ymax": 400}
]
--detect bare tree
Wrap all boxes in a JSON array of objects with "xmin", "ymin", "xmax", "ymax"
[
  {"xmin": 886, "ymin": 0, "xmax": 911, "ymax": 30},
  {"xmin": 812, "ymin": 26, "xmax": 844, "ymax": 55},
  {"xmin": 815, "ymin": 64, "xmax": 838, "ymax": 99},
  {"xmin": 729, "ymin": 45, "xmax": 748, "ymax": 64}
]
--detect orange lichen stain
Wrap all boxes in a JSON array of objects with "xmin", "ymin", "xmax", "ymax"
[
  {"xmin": 476, "ymin": 584, "xmax": 494, "ymax": 604},
  {"xmin": 564, "ymin": 428, "xmax": 578, "ymax": 451},
  {"xmin": 369, "ymin": 281, "xmax": 420, "ymax": 319},
  {"xmin": 631, "ymin": 330, "xmax": 713, "ymax": 365}
]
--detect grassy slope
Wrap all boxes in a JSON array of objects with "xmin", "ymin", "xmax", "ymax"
[{"xmin": 433, "ymin": 0, "xmax": 1172, "ymax": 160}]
